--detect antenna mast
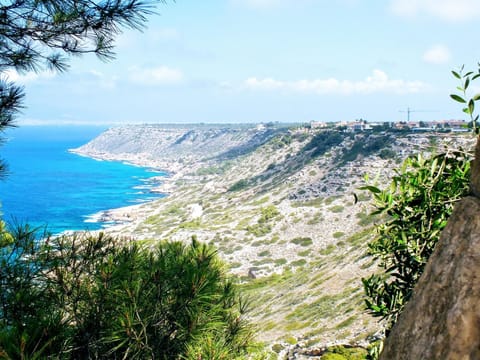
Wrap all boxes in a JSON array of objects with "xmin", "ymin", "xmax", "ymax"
[
  {"xmin": 399, "ymin": 107, "xmax": 415, "ymax": 122},
  {"xmin": 399, "ymin": 108, "xmax": 436, "ymax": 122}
]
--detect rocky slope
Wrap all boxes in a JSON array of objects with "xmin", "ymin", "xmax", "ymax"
[{"xmin": 73, "ymin": 125, "xmax": 474, "ymax": 357}]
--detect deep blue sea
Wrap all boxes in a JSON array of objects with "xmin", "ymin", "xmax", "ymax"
[{"xmin": 0, "ymin": 126, "xmax": 165, "ymax": 235}]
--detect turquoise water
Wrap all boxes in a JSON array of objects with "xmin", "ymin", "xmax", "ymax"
[{"xmin": 0, "ymin": 126, "xmax": 165, "ymax": 235}]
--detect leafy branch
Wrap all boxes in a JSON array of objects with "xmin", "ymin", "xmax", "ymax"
[{"xmin": 450, "ymin": 64, "xmax": 480, "ymax": 134}]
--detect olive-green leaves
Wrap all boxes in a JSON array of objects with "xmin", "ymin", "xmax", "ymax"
[
  {"xmin": 361, "ymin": 151, "xmax": 471, "ymax": 332},
  {"xmin": 450, "ymin": 94, "xmax": 466, "ymax": 103},
  {"xmin": 450, "ymin": 64, "xmax": 480, "ymax": 134}
]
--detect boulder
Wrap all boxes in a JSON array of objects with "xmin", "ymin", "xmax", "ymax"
[{"xmin": 380, "ymin": 196, "xmax": 480, "ymax": 360}]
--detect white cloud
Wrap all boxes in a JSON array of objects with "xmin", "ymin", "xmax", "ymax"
[
  {"xmin": 423, "ymin": 45, "xmax": 451, "ymax": 64},
  {"xmin": 390, "ymin": 0, "xmax": 480, "ymax": 22},
  {"xmin": 244, "ymin": 70, "xmax": 428, "ymax": 95},
  {"xmin": 245, "ymin": 77, "xmax": 284, "ymax": 90},
  {"xmin": 3, "ymin": 69, "xmax": 55, "ymax": 84},
  {"xmin": 128, "ymin": 66, "xmax": 184, "ymax": 85},
  {"xmin": 88, "ymin": 70, "xmax": 118, "ymax": 89}
]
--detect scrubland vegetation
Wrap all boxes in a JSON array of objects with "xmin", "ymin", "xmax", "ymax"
[{"xmin": 2, "ymin": 124, "xmax": 475, "ymax": 358}]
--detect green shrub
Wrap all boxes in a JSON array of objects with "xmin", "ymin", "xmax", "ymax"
[
  {"xmin": 291, "ymin": 198, "xmax": 323, "ymax": 207},
  {"xmin": 340, "ymin": 134, "xmax": 393, "ymax": 163},
  {"xmin": 272, "ymin": 343, "xmax": 284, "ymax": 353},
  {"xmin": 284, "ymin": 336, "xmax": 297, "ymax": 345},
  {"xmin": 259, "ymin": 205, "xmax": 280, "ymax": 223},
  {"xmin": 246, "ymin": 223, "xmax": 272, "ymax": 237},
  {"xmin": 258, "ymin": 250, "xmax": 271, "ymax": 257},
  {"xmin": 324, "ymin": 196, "xmax": 340, "ymax": 205},
  {"xmin": 322, "ymin": 354, "xmax": 347, "ymax": 360},
  {"xmin": 320, "ymin": 243, "xmax": 336, "ymax": 255},
  {"xmin": 229, "ymin": 179, "xmax": 250, "ymax": 192},
  {"xmin": 290, "ymin": 237, "xmax": 313, "ymax": 247},
  {"xmin": 329, "ymin": 205, "xmax": 345, "ymax": 213},
  {"xmin": 379, "ymin": 148, "xmax": 396, "ymax": 159},
  {"xmin": 179, "ymin": 219, "xmax": 202, "ymax": 229},
  {"xmin": 163, "ymin": 203, "xmax": 184, "ymax": 216},
  {"xmin": 266, "ymin": 163, "xmax": 276, "ymax": 171},
  {"xmin": 252, "ymin": 196, "xmax": 270, "ymax": 205},
  {"xmin": 245, "ymin": 206, "xmax": 280, "ymax": 237},
  {"xmin": 196, "ymin": 166, "xmax": 223, "ymax": 176},
  {"xmin": 302, "ymin": 131, "xmax": 344, "ymax": 158},
  {"xmin": 322, "ymin": 345, "xmax": 368, "ymax": 360},
  {"xmin": 291, "ymin": 259, "xmax": 307, "ymax": 267},
  {"xmin": 297, "ymin": 249, "xmax": 311, "ymax": 257},
  {"xmin": 356, "ymin": 211, "xmax": 376, "ymax": 226}
]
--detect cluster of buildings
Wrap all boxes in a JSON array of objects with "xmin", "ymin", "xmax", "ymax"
[{"xmin": 309, "ymin": 119, "xmax": 469, "ymax": 133}]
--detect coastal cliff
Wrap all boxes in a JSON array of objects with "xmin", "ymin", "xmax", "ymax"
[
  {"xmin": 71, "ymin": 124, "xmax": 283, "ymax": 174},
  {"xmin": 73, "ymin": 124, "xmax": 475, "ymax": 356}
]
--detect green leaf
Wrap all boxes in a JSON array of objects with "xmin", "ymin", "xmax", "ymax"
[
  {"xmin": 450, "ymin": 94, "xmax": 466, "ymax": 103},
  {"xmin": 469, "ymin": 99, "xmax": 475, "ymax": 115},
  {"xmin": 473, "ymin": 93, "xmax": 480, "ymax": 101},
  {"xmin": 451, "ymin": 70, "xmax": 461, "ymax": 79},
  {"xmin": 430, "ymin": 158, "xmax": 438, "ymax": 176},
  {"xmin": 465, "ymin": 77, "xmax": 470, "ymax": 90}
]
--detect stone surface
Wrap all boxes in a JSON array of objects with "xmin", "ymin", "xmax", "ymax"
[
  {"xmin": 470, "ymin": 136, "xmax": 480, "ymax": 198},
  {"xmin": 380, "ymin": 196, "xmax": 480, "ymax": 360}
]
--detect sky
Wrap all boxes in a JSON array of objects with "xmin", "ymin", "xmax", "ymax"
[{"xmin": 8, "ymin": 0, "xmax": 480, "ymax": 125}]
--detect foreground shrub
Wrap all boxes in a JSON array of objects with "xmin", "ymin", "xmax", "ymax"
[
  {"xmin": 361, "ymin": 150, "xmax": 471, "ymax": 332},
  {"xmin": 0, "ymin": 229, "xmax": 253, "ymax": 358}
]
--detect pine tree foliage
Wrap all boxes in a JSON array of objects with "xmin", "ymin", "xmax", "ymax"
[
  {"xmin": 0, "ymin": 0, "xmax": 159, "ymax": 71},
  {"xmin": 0, "ymin": 0, "xmax": 162, "ymax": 172},
  {"xmin": 0, "ymin": 230, "xmax": 254, "ymax": 358}
]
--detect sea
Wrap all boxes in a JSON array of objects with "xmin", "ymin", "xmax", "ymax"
[{"xmin": 0, "ymin": 125, "xmax": 166, "ymax": 235}]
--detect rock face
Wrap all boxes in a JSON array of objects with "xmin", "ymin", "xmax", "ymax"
[
  {"xmin": 380, "ymin": 195, "xmax": 480, "ymax": 360},
  {"xmin": 470, "ymin": 136, "xmax": 480, "ymax": 198}
]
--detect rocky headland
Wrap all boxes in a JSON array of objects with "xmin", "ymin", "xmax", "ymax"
[{"xmin": 71, "ymin": 124, "xmax": 475, "ymax": 358}]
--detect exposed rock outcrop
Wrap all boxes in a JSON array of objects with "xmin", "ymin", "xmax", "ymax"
[{"xmin": 379, "ymin": 195, "xmax": 480, "ymax": 360}]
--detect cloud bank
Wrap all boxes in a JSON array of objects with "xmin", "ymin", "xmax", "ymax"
[
  {"xmin": 244, "ymin": 70, "xmax": 428, "ymax": 95},
  {"xmin": 128, "ymin": 66, "xmax": 184, "ymax": 86},
  {"xmin": 3, "ymin": 69, "xmax": 55, "ymax": 84},
  {"xmin": 423, "ymin": 45, "xmax": 451, "ymax": 64},
  {"xmin": 390, "ymin": 0, "xmax": 480, "ymax": 22}
]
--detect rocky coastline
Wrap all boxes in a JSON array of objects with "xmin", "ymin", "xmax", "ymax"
[{"xmin": 70, "ymin": 124, "xmax": 475, "ymax": 356}]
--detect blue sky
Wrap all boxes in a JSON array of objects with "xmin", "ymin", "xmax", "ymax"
[{"xmin": 8, "ymin": 0, "xmax": 480, "ymax": 125}]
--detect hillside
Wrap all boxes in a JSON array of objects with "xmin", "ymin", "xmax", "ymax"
[{"xmin": 72, "ymin": 125, "xmax": 474, "ymax": 357}]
